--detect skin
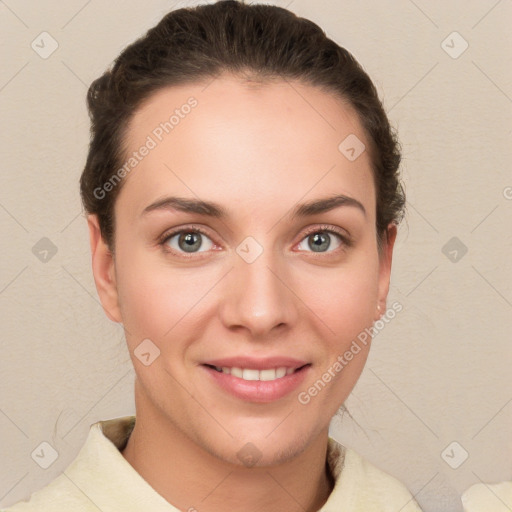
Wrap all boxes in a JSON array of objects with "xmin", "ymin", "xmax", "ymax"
[{"xmin": 87, "ymin": 74, "xmax": 396, "ymax": 512}]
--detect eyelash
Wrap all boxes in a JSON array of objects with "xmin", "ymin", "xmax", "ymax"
[{"xmin": 158, "ymin": 224, "xmax": 352, "ymax": 259}]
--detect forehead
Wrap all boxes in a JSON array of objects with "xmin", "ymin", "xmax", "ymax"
[{"xmin": 117, "ymin": 74, "xmax": 376, "ymax": 223}]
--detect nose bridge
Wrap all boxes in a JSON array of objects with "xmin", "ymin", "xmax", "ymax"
[{"xmin": 221, "ymin": 236, "xmax": 298, "ymax": 336}]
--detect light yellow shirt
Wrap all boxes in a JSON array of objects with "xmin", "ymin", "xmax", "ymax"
[
  {"xmin": 461, "ymin": 481, "xmax": 512, "ymax": 512},
  {"xmin": 3, "ymin": 416, "xmax": 423, "ymax": 511}
]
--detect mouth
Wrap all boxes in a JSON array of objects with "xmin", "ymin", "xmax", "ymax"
[
  {"xmin": 201, "ymin": 363, "xmax": 312, "ymax": 403},
  {"xmin": 203, "ymin": 363, "xmax": 310, "ymax": 382}
]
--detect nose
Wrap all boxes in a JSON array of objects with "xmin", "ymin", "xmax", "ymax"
[{"xmin": 218, "ymin": 245, "xmax": 299, "ymax": 340}]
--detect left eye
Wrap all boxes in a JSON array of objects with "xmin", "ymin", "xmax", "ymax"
[{"xmin": 297, "ymin": 230, "xmax": 344, "ymax": 253}]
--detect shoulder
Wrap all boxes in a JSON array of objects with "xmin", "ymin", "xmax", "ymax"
[
  {"xmin": 2, "ymin": 416, "xmax": 137, "ymax": 512},
  {"xmin": 324, "ymin": 437, "xmax": 424, "ymax": 511},
  {"xmin": 1, "ymin": 472, "xmax": 97, "ymax": 512},
  {"xmin": 461, "ymin": 480, "xmax": 512, "ymax": 511}
]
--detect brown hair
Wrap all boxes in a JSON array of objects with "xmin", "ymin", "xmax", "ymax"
[{"xmin": 80, "ymin": 0, "xmax": 405, "ymax": 253}]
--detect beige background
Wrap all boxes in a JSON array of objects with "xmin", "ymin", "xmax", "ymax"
[{"xmin": 1, "ymin": 1, "xmax": 511, "ymax": 511}]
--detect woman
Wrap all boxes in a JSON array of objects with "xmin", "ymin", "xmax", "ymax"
[{"xmin": 4, "ymin": 1, "xmax": 423, "ymax": 510}]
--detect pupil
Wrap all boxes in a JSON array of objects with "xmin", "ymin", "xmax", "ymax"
[
  {"xmin": 309, "ymin": 232, "xmax": 330, "ymax": 252},
  {"xmin": 177, "ymin": 232, "xmax": 330, "ymax": 253},
  {"xmin": 180, "ymin": 232, "xmax": 201, "ymax": 252}
]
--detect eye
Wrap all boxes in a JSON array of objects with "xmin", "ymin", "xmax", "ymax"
[
  {"xmin": 159, "ymin": 223, "xmax": 351, "ymax": 259},
  {"xmin": 160, "ymin": 227, "xmax": 215, "ymax": 256},
  {"xmin": 296, "ymin": 225, "xmax": 351, "ymax": 254}
]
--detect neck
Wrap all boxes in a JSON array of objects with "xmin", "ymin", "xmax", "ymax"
[{"xmin": 121, "ymin": 381, "xmax": 335, "ymax": 512}]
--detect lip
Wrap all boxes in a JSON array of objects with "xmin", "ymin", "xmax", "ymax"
[
  {"xmin": 201, "ymin": 356, "xmax": 310, "ymax": 370},
  {"xmin": 201, "ymin": 363, "xmax": 311, "ymax": 403}
]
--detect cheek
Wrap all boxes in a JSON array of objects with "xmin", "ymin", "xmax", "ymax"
[
  {"xmin": 114, "ymin": 247, "xmax": 191, "ymax": 344},
  {"xmin": 302, "ymin": 263, "xmax": 379, "ymax": 404},
  {"xmin": 295, "ymin": 258, "xmax": 380, "ymax": 339},
  {"xmin": 114, "ymin": 250, "xmax": 225, "ymax": 371}
]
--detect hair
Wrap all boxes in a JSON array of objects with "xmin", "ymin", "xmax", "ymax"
[{"xmin": 80, "ymin": 0, "xmax": 405, "ymax": 254}]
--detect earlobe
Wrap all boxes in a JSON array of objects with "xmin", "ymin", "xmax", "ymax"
[
  {"xmin": 375, "ymin": 223, "xmax": 397, "ymax": 321},
  {"xmin": 87, "ymin": 214, "xmax": 122, "ymax": 323}
]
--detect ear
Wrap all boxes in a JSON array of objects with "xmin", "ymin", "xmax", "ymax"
[
  {"xmin": 87, "ymin": 214, "xmax": 122, "ymax": 323},
  {"xmin": 375, "ymin": 223, "xmax": 397, "ymax": 322}
]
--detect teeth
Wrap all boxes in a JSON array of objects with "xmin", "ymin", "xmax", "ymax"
[
  {"xmin": 230, "ymin": 367, "xmax": 242, "ymax": 378},
  {"xmin": 212, "ymin": 365, "xmax": 300, "ymax": 381},
  {"xmin": 243, "ymin": 368, "xmax": 260, "ymax": 381},
  {"xmin": 260, "ymin": 368, "xmax": 278, "ymax": 381}
]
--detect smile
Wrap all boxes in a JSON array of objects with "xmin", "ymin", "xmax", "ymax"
[
  {"xmin": 206, "ymin": 364, "xmax": 307, "ymax": 381},
  {"xmin": 201, "ymin": 363, "xmax": 311, "ymax": 402}
]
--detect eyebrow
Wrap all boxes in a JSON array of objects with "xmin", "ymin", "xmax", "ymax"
[{"xmin": 140, "ymin": 193, "xmax": 366, "ymax": 219}]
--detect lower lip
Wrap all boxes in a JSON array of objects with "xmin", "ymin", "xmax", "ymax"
[{"xmin": 201, "ymin": 364, "xmax": 311, "ymax": 403}]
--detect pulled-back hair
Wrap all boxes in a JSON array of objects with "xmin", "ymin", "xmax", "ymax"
[{"xmin": 80, "ymin": 0, "xmax": 404, "ymax": 252}]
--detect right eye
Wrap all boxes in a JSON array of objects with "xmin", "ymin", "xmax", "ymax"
[{"xmin": 160, "ymin": 227, "xmax": 216, "ymax": 257}]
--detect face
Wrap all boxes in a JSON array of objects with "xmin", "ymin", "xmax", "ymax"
[{"xmin": 89, "ymin": 74, "xmax": 395, "ymax": 466}]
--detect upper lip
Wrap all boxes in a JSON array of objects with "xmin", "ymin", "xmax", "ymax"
[{"xmin": 202, "ymin": 356, "xmax": 310, "ymax": 370}]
